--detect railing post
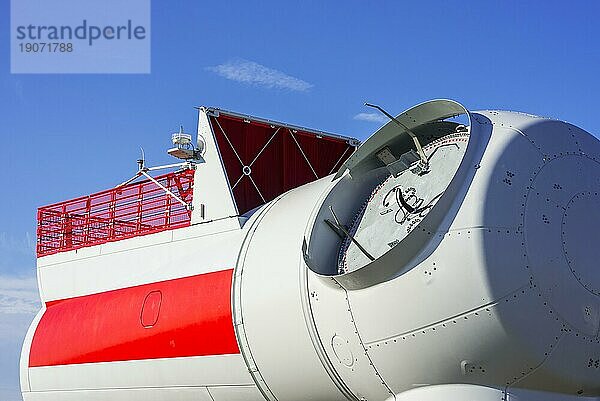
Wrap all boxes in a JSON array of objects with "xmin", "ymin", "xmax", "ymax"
[
  {"xmin": 108, "ymin": 190, "xmax": 116, "ymax": 240},
  {"xmin": 84, "ymin": 196, "xmax": 91, "ymax": 244},
  {"xmin": 136, "ymin": 182, "xmax": 143, "ymax": 232},
  {"xmin": 62, "ymin": 204, "xmax": 72, "ymax": 249},
  {"xmin": 164, "ymin": 175, "xmax": 172, "ymax": 227}
]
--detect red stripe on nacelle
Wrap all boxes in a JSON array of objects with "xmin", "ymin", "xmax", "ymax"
[{"xmin": 29, "ymin": 269, "xmax": 239, "ymax": 367}]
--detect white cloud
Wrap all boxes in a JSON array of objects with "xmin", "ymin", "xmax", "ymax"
[
  {"xmin": 353, "ymin": 112, "xmax": 389, "ymax": 124},
  {"xmin": 207, "ymin": 59, "xmax": 313, "ymax": 92},
  {"xmin": 0, "ymin": 276, "xmax": 39, "ymax": 315}
]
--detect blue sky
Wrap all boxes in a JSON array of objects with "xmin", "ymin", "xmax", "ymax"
[{"xmin": 1, "ymin": 1, "xmax": 600, "ymax": 400}]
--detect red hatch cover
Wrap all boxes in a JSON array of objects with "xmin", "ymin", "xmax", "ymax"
[{"xmin": 208, "ymin": 110, "xmax": 359, "ymax": 215}]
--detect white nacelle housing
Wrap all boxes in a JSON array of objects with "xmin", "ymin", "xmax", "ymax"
[
  {"xmin": 240, "ymin": 100, "xmax": 600, "ymax": 401},
  {"xmin": 21, "ymin": 100, "xmax": 600, "ymax": 401}
]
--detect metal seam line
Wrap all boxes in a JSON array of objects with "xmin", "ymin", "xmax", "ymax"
[
  {"xmin": 290, "ymin": 129, "xmax": 319, "ymax": 179},
  {"xmin": 364, "ymin": 283, "xmax": 531, "ymax": 347},
  {"xmin": 231, "ymin": 174, "xmax": 244, "ymax": 190},
  {"xmin": 328, "ymin": 146, "xmax": 350, "ymax": 175},
  {"xmin": 249, "ymin": 127, "xmax": 281, "ymax": 167},
  {"xmin": 215, "ymin": 117, "xmax": 264, "ymax": 199},
  {"xmin": 232, "ymin": 127, "xmax": 281, "ymax": 190},
  {"xmin": 248, "ymin": 175, "xmax": 266, "ymax": 203},
  {"xmin": 214, "ymin": 118, "xmax": 245, "ymax": 167}
]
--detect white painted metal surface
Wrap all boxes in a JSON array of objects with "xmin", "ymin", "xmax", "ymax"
[
  {"xmin": 191, "ymin": 108, "xmax": 239, "ymax": 223},
  {"xmin": 36, "ymin": 217, "xmax": 246, "ymax": 302},
  {"xmin": 235, "ymin": 178, "xmax": 353, "ymax": 401},
  {"xmin": 339, "ymin": 131, "xmax": 470, "ymax": 274},
  {"xmin": 22, "ymin": 100, "xmax": 600, "ymax": 401}
]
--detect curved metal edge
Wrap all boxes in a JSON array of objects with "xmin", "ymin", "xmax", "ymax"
[
  {"xmin": 331, "ymin": 104, "xmax": 482, "ymax": 290},
  {"xmin": 299, "ymin": 260, "xmax": 362, "ymax": 401},
  {"xmin": 335, "ymin": 99, "xmax": 469, "ymax": 179},
  {"xmin": 20, "ymin": 306, "xmax": 46, "ymax": 395},
  {"xmin": 232, "ymin": 200, "xmax": 283, "ymax": 401},
  {"xmin": 298, "ymin": 179, "xmax": 365, "ymax": 401}
]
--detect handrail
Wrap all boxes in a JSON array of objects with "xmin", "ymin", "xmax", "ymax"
[{"xmin": 37, "ymin": 169, "xmax": 195, "ymax": 257}]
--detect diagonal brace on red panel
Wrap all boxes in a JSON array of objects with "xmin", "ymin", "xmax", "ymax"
[
  {"xmin": 210, "ymin": 114, "xmax": 357, "ymax": 215},
  {"xmin": 214, "ymin": 122, "xmax": 340, "ymax": 198},
  {"xmin": 289, "ymin": 128, "xmax": 319, "ymax": 179},
  {"xmin": 213, "ymin": 117, "xmax": 279, "ymax": 203}
]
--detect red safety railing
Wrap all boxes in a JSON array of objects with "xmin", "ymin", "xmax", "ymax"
[{"xmin": 37, "ymin": 169, "xmax": 195, "ymax": 257}]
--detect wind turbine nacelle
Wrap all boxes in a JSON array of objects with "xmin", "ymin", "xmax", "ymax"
[
  {"xmin": 238, "ymin": 100, "xmax": 600, "ymax": 400},
  {"xmin": 20, "ymin": 100, "xmax": 600, "ymax": 401}
]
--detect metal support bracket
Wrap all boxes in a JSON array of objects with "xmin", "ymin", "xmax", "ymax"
[
  {"xmin": 328, "ymin": 206, "xmax": 375, "ymax": 261},
  {"xmin": 116, "ymin": 159, "xmax": 195, "ymax": 211},
  {"xmin": 365, "ymin": 102, "xmax": 430, "ymax": 174}
]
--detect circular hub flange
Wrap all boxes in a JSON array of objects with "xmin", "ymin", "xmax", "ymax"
[
  {"xmin": 524, "ymin": 154, "xmax": 600, "ymax": 336},
  {"xmin": 562, "ymin": 192, "xmax": 600, "ymax": 296}
]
